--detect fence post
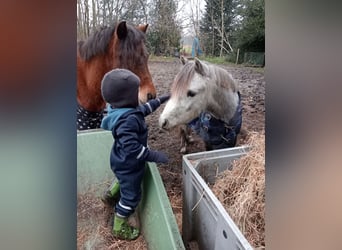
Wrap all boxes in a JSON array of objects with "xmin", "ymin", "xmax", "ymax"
[{"xmin": 235, "ymin": 48, "xmax": 240, "ymax": 64}]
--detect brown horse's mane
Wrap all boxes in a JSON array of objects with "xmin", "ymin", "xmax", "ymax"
[
  {"xmin": 78, "ymin": 25, "xmax": 116, "ymax": 61},
  {"xmin": 116, "ymin": 25, "xmax": 148, "ymax": 68},
  {"xmin": 77, "ymin": 23, "xmax": 148, "ymax": 67}
]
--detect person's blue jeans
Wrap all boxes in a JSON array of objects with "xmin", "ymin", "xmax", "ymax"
[{"xmin": 112, "ymin": 161, "xmax": 145, "ymax": 217}]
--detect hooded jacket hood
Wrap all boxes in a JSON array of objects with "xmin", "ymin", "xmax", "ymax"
[
  {"xmin": 101, "ymin": 69, "xmax": 140, "ymax": 108},
  {"xmin": 101, "ymin": 105, "xmax": 134, "ymax": 131}
]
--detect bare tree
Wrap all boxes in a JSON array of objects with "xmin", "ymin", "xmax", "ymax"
[
  {"xmin": 77, "ymin": 0, "xmax": 83, "ymax": 39},
  {"xmin": 200, "ymin": 0, "xmax": 235, "ymax": 57},
  {"xmin": 138, "ymin": 0, "xmax": 148, "ymax": 24},
  {"xmin": 213, "ymin": 18, "xmax": 233, "ymax": 56},
  {"xmin": 189, "ymin": 0, "xmax": 201, "ymax": 37},
  {"xmin": 83, "ymin": 0, "xmax": 90, "ymax": 37},
  {"xmin": 219, "ymin": 0, "xmax": 224, "ymax": 57},
  {"xmin": 77, "ymin": 0, "xmax": 91, "ymax": 40},
  {"xmin": 148, "ymin": 0, "xmax": 181, "ymax": 55},
  {"xmin": 91, "ymin": 0, "xmax": 97, "ymax": 30},
  {"xmin": 210, "ymin": 5, "xmax": 215, "ymax": 55}
]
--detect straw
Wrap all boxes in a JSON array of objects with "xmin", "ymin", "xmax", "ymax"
[
  {"xmin": 212, "ymin": 131, "xmax": 265, "ymax": 248},
  {"xmin": 77, "ymin": 193, "xmax": 147, "ymax": 249}
]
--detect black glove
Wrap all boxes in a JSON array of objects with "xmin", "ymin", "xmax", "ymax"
[
  {"xmin": 147, "ymin": 150, "xmax": 169, "ymax": 163},
  {"xmin": 157, "ymin": 94, "xmax": 171, "ymax": 104}
]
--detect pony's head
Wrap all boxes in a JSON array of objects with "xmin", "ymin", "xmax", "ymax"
[
  {"xmin": 111, "ymin": 21, "xmax": 156, "ymax": 103},
  {"xmin": 159, "ymin": 57, "xmax": 239, "ymax": 130},
  {"xmin": 159, "ymin": 57, "xmax": 210, "ymax": 129}
]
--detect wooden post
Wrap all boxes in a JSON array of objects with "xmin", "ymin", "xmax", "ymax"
[{"xmin": 235, "ymin": 48, "xmax": 240, "ymax": 64}]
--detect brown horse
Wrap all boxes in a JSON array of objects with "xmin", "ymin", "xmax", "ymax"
[{"xmin": 77, "ymin": 21, "xmax": 156, "ymax": 130}]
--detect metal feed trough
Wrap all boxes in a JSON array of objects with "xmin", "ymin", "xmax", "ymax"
[
  {"xmin": 77, "ymin": 129, "xmax": 185, "ymax": 250},
  {"xmin": 182, "ymin": 146, "xmax": 253, "ymax": 250}
]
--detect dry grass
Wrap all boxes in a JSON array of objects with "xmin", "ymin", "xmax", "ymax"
[
  {"xmin": 212, "ymin": 131, "xmax": 265, "ymax": 248},
  {"xmin": 77, "ymin": 194, "xmax": 147, "ymax": 250}
]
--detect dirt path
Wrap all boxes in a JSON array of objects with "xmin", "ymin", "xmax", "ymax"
[{"xmin": 145, "ymin": 59, "xmax": 265, "ymax": 232}]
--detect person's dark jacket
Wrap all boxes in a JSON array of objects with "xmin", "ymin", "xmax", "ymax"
[{"xmin": 101, "ymin": 97, "xmax": 169, "ymax": 173}]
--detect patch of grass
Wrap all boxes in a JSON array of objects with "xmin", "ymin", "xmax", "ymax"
[
  {"xmin": 202, "ymin": 57, "xmax": 265, "ymax": 73},
  {"xmin": 200, "ymin": 56, "xmax": 237, "ymax": 66},
  {"xmin": 148, "ymin": 55, "xmax": 177, "ymax": 62},
  {"xmin": 246, "ymin": 66, "xmax": 265, "ymax": 74},
  {"xmin": 148, "ymin": 55, "xmax": 265, "ymax": 74}
]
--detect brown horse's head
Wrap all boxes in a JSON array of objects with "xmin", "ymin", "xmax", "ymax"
[
  {"xmin": 77, "ymin": 21, "xmax": 157, "ymax": 129},
  {"xmin": 111, "ymin": 21, "xmax": 156, "ymax": 103}
]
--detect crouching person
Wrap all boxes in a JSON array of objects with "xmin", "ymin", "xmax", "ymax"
[{"xmin": 100, "ymin": 68, "xmax": 170, "ymax": 240}]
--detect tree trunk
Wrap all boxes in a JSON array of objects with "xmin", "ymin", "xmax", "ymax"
[
  {"xmin": 220, "ymin": 0, "xmax": 224, "ymax": 57},
  {"xmin": 83, "ymin": 0, "xmax": 89, "ymax": 38},
  {"xmin": 211, "ymin": 8, "xmax": 214, "ymax": 56},
  {"xmin": 92, "ymin": 0, "xmax": 96, "ymax": 30},
  {"xmin": 77, "ymin": 0, "xmax": 83, "ymax": 39}
]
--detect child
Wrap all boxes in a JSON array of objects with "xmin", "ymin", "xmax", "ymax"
[{"xmin": 100, "ymin": 68, "xmax": 170, "ymax": 240}]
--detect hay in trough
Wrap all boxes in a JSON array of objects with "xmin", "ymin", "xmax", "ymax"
[
  {"xmin": 212, "ymin": 131, "xmax": 265, "ymax": 248},
  {"xmin": 77, "ymin": 193, "xmax": 147, "ymax": 250}
]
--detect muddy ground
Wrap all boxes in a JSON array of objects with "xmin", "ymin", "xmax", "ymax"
[{"xmin": 146, "ymin": 58, "xmax": 265, "ymax": 234}]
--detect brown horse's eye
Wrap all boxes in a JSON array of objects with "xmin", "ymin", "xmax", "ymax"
[{"xmin": 187, "ymin": 90, "xmax": 196, "ymax": 97}]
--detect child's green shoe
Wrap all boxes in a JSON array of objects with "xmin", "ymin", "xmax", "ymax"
[
  {"xmin": 101, "ymin": 180, "xmax": 120, "ymax": 206},
  {"xmin": 113, "ymin": 215, "xmax": 140, "ymax": 240}
]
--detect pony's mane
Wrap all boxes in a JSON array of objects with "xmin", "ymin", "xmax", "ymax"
[
  {"xmin": 78, "ymin": 25, "xmax": 116, "ymax": 61},
  {"xmin": 210, "ymin": 65, "xmax": 238, "ymax": 92},
  {"xmin": 172, "ymin": 60, "xmax": 237, "ymax": 97},
  {"xmin": 171, "ymin": 62, "xmax": 196, "ymax": 97}
]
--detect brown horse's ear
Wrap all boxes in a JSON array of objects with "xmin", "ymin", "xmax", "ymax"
[
  {"xmin": 180, "ymin": 56, "xmax": 188, "ymax": 65},
  {"xmin": 194, "ymin": 57, "xmax": 205, "ymax": 75},
  {"xmin": 117, "ymin": 21, "xmax": 128, "ymax": 40},
  {"xmin": 138, "ymin": 24, "xmax": 149, "ymax": 33}
]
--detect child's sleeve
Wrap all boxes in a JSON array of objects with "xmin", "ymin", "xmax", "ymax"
[{"xmin": 137, "ymin": 94, "xmax": 170, "ymax": 117}]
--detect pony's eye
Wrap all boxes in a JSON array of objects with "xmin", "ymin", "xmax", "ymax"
[{"xmin": 187, "ymin": 90, "xmax": 196, "ymax": 97}]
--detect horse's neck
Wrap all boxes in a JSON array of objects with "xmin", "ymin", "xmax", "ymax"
[{"xmin": 206, "ymin": 88, "xmax": 238, "ymax": 123}]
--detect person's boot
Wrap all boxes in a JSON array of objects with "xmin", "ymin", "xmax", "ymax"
[
  {"xmin": 113, "ymin": 214, "xmax": 140, "ymax": 240},
  {"xmin": 101, "ymin": 180, "xmax": 120, "ymax": 206}
]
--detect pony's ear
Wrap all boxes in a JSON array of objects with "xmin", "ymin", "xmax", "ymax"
[
  {"xmin": 180, "ymin": 56, "xmax": 188, "ymax": 65},
  {"xmin": 194, "ymin": 57, "xmax": 206, "ymax": 75},
  {"xmin": 138, "ymin": 24, "xmax": 149, "ymax": 33},
  {"xmin": 117, "ymin": 21, "xmax": 128, "ymax": 40}
]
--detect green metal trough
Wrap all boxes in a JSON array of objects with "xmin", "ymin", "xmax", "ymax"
[{"xmin": 77, "ymin": 130, "xmax": 185, "ymax": 250}]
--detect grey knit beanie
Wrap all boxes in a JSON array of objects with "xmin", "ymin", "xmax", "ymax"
[{"xmin": 101, "ymin": 69, "xmax": 140, "ymax": 108}]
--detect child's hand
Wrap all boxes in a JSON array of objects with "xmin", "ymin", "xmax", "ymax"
[
  {"xmin": 148, "ymin": 150, "xmax": 169, "ymax": 163},
  {"xmin": 157, "ymin": 94, "xmax": 171, "ymax": 104}
]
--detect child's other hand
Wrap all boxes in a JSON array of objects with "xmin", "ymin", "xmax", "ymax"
[{"xmin": 148, "ymin": 150, "xmax": 169, "ymax": 163}]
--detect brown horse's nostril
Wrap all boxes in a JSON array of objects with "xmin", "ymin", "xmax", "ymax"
[
  {"xmin": 147, "ymin": 93, "xmax": 153, "ymax": 101},
  {"xmin": 162, "ymin": 119, "xmax": 168, "ymax": 129}
]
